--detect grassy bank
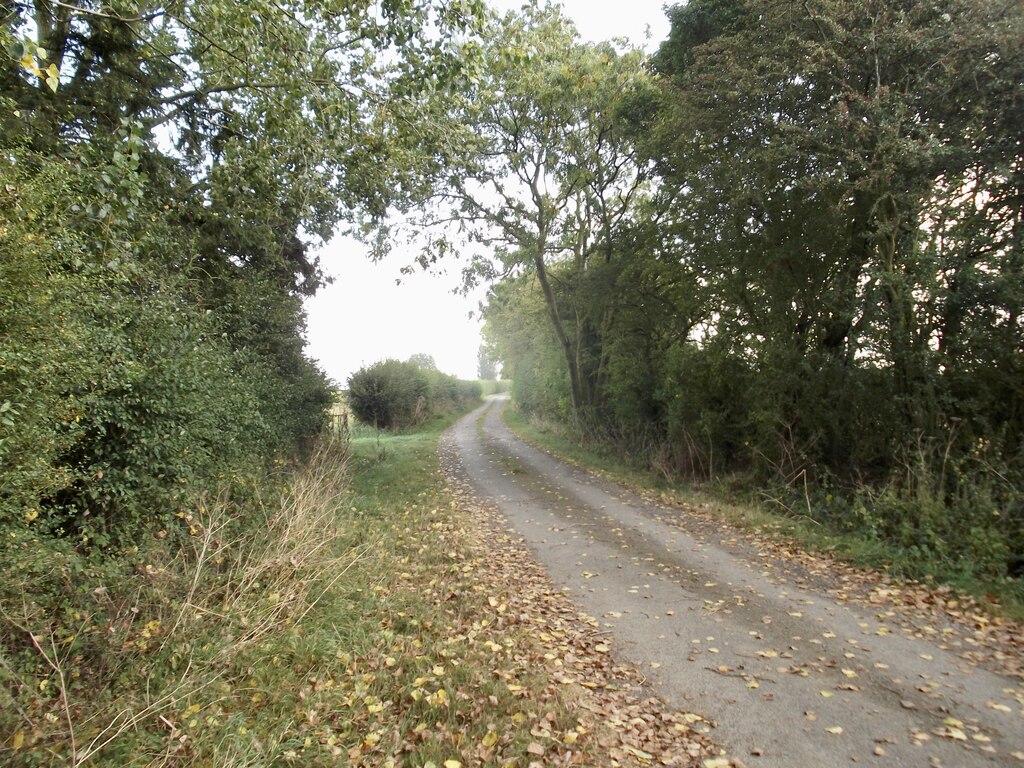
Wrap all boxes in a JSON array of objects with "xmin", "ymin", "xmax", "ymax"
[{"xmin": 503, "ymin": 408, "xmax": 1024, "ymax": 620}]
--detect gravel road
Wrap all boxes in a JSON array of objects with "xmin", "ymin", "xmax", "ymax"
[{"xmin": 448, "ymin": 397, "xmax": 1024, "ymax": 767}]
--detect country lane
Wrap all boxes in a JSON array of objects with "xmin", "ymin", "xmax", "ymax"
[{"xmin": 447, "ymin": 397, "xmax": 1024, "ymax": 767}]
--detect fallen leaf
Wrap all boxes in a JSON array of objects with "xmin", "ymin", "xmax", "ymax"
[{"xmin": 624, "ymin": 745, "xmax": 655, "ymax": 760}]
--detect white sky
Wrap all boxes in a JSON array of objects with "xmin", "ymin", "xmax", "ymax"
[{"xmin": 302, "ymin": 0, "xmax": 672, "ymax": 386}]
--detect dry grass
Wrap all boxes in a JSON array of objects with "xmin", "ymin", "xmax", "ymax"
[{"xmin": 0, "ymin": 437, "xmax": 362, "ymax": 766}]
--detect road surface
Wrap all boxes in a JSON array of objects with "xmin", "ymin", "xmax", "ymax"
[{"xmin": 448, "ymin": 397, "xmax": 1024, "ymax": 767}]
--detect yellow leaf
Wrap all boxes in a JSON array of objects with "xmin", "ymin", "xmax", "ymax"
[
  {"xmin": 430, "ymin": 688, "xmax": 449, "ymax": 706},
  {"xmin": 12, "ymin": 731, "xmax": 25, "ymax": 750},
  {"xmin": 825, "ymin": 726, "xmax": 843, "ymax": 735},
  {"xmin": 443, "ymin": 761, "xmax": 462, "ymax": 768},
  {"xmin": 482, "ymin": 731, "xmax": 498, "ymax": 748},
  {"xmin": 819, "ymin": 690, "xmax": 834, "ymax": 698},
  {"xmin": 624, "ymin": 745, "xmax": 654, "ymax": 760},
  {"xmin": 20, "ymin": 53, "xmax": 40, "ymax": 76}
]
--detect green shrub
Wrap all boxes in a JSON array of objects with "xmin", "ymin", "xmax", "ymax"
[
  {"xmin": 347, "ymin": 360, "xmax": 481, "ymax": 431},
  {"xmin": 347, "ymin": 360, "xmax": 430, "ymax": 430},
  {"xmin": 0, "ymin": 148, "xmax": 331, "ymax": 550}
]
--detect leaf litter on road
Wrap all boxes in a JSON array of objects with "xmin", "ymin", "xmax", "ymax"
[{"xmin": 439, "ymin": 434, "xmax": 732, "ymax": 767}]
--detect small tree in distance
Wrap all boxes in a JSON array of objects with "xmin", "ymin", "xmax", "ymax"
[
  {"xmin": 347, "ymin": 359, "xmax": 482, "ymax": 431},
  {"xmin": 407, "ymin": 353, "xmax": 438, "ymax": 370},
  {"xmin": 477, "ymin": 344, "xmax": 497, "ymax": 380}
]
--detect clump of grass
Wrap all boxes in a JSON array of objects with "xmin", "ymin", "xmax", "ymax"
[{"xmin": 0, "ymin": 437, "xmax": 359, "ymax": 766}]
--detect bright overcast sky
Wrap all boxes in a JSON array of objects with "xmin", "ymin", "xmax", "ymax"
[{"xmin": 302, "ymin": 1, "xmax": 673, "ymax": 386}]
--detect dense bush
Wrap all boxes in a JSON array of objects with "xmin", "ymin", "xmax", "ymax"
[
  {"xmin": 0, "ymin": 139, "xmax": 332, "ymax": 552},
  {"xmin": 347, "ymin": 360, "xmax": 481, "ymax": 430}
]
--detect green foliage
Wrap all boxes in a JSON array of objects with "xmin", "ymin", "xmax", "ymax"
[
  {"xmin": 1, "ymin": 0, "xmax": 485, "ymax": 546},
  {"xmin": 348, "ymin": 360, "xmax": 430, "ymax": 430},
  {"xmin": 0, "ymin": 146, "xmax": 332, "ymax": 548},
  {"xmin": 347, "ymin": 360, "xmax": 480, "ymax": 431},
  {"xmin": 483, "ymin": 0, "xmax": 1024, "ymax": 580},
  {"xmin": 477, "ymin": 344, "xmax": 497, "ymax": 380},
  {"xmin": 0, "ymin": 1, "xmax": 513, "ymax": 763},
  {"xmin": 479, "ymin": 379, "xmax": 511, "ymax": 396},
  {"xmin": 375, "ymin": 6, "xmax": 656, "ymax": 412}
]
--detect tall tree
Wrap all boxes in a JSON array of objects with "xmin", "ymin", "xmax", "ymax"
[
  {"xmin": 0, "ymin": 0, "xmax": 488, "ymax": 538},
  {"xmin": 381, "ymin": 3, "xmax": 654, "ymax": 411},
  {"xmin": 647, "ymin": 0, "xmax": 1024, "ymax": 471}
]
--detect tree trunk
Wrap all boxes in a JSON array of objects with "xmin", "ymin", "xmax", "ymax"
[{"xmin": 533, "ymin": 249, "xmax": 583, "ymax": 410}]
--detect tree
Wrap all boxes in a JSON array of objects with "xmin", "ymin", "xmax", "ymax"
[
  {"xmin": 408, "ymin": 353, "xmax": 439, "ymax": 370},
  {"xmin": 646, "ymin": 0, "xmax": 1024, "ymax": 475},
  {"xmin": 477, "ymin": 344, "xmax": 497, "ymax": 380},
  {"xmin": 382, "ymin": 4, "xmax": 655, "ymax": 412},
  {"xmin": 4, "ymin": 0, "xmax": 486, "ymax": 284},
  {"xmin": 0, "ymin": 0, "xmax": 488, "ymax": 541},
  {"xmin": 484, "ymin": 0, "xmax": 1024, "ymax": 573}
]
